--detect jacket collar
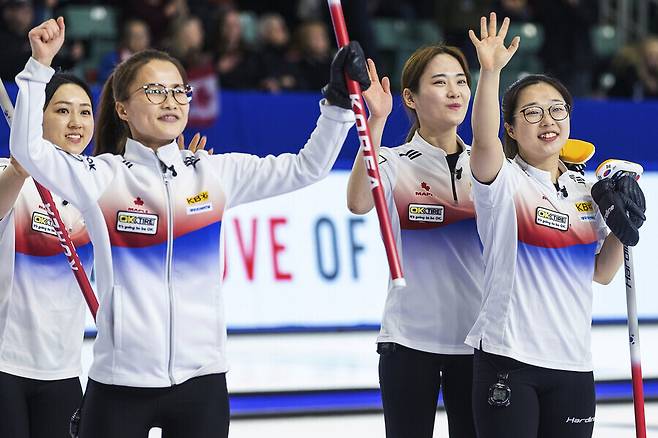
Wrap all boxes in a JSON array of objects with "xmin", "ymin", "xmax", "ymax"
[
  {"xmin": 123, "ymin": 138, "xmax": 181, "ymax": 171},
  {"xmin": 409, "ymin": 131, "xmax": 469, "ymax": 159}
]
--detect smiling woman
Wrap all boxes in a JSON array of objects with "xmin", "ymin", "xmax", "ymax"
[
  {"xmin": 0, "ymin": 71, "xmax": 94, "ymax": 438},
  {"xmin": 43, "ymin": 81, "xmax": 94, "ymax": 151},
  {"xmin": 466, "ymin": 12, "xmax": 645, "ymax": 438},
  {"xmin": 10, "ymin": 16, "xmax": 367, "ymax": 438}
]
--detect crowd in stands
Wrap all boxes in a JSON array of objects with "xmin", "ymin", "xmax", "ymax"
[{"xmin": 1, "ymin": 0, "xmax": 657, "ymax": 101}]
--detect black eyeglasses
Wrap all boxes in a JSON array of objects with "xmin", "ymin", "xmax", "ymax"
[
  {"xmin": 134, "ymin": 83, "xmax": 194, "ymax": 105},
  {"xmin": 518, "ymin": 103, "xmax": 570, "ymax": 124}
]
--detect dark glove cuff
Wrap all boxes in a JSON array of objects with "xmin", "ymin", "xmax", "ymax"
[{"xmin": 322, "ymin": 84, "xmax": 351, "ymax": 109}]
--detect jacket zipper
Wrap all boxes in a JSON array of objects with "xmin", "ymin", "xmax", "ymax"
[
  {"xmin": 160, "ymin": 158, "xmax": 176, "ymax": 385},
  {"xmin": 450, "ymin": 168, "xmax": 458, "ymax": 204}
]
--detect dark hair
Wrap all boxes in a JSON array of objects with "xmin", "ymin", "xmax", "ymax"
[
  {"xmin": 94, "ymin": 49, "xmax": 188, "ymax": 156},
  {"xmin": 44, "ymin": 72, "xmax": 93, "ymax": 111},
  {"xmin": 401, "ymin": 45, "xmax": 471, "ymax": 142},
  {"xmin": 501, "ymin": 74, "xmax": 573, "ymax": 158}
]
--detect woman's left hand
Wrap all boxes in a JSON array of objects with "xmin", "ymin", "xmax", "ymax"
[{"xmin": 177, "ymin": 132, "xmax": 213, "ymax": 155}]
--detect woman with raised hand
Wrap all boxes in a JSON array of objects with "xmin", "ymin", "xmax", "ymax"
[
  {"xmin": 466, "ymin": 12, "xmax": 643, "ymax": 438},
  {"xmin": 0, "ymin": 72, "xmax": 94, "ymax": 438},
  {"xmin": 347, "ymin": 48, "xmax": 481, "ymax": 437},
  {"xmin": 11, "ymin": 17, "xmax": 368, "ymax": 438}
]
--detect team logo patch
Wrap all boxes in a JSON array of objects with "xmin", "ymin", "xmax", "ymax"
[
  {"xmin": 408, "ymin": 203, "xmax": 444, "ymax": 223},
  {"xmin": 186, "ymin": 191, "xmax": 212, "ymax": 215},
  {"xmin": 535, "ymin": 207, "xmax": 569, "ymax": 231},
  {"xmin": 116, "ymin": 211, "xmax": 158, "ymax": 235},
  {"xmin": 31, "ymin": 212, "xmax": 57, "ymax": 236}
]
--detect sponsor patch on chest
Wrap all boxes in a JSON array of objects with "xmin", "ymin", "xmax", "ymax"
[
  {"xmin": 186, "ymin": 191, "xmax": 212, "ymax": 215},
  {"xmin": 574, "ymin": 200, "xmax": 596, "ymax": 221},
  {"xmin": 31, "ymin": 211, "xmax": 57, "ymax": 236},
  {"xmin": 408, "ymin": 203, "xmax": 444, "ymax": 222},
  {"xmin": 535, "ymin": 207, "xmax": 569, "ymax": 231},
  {"xmin": 116, "ymin": 211, "xmax": 158, "ymax": 235}
]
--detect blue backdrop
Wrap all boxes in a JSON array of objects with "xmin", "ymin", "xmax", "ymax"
[{"xmin": 1, "ymin": 83, "xmax": 657, "ymax": 170}]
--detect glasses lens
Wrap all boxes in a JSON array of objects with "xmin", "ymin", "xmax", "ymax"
[
  {"xmin": 144, "ymin": 84, "xmax": 167, "ymax": 104},
  {"xmin": 523, "ymin": 107, "xmax": 543, "ymax": 123},
  {"xmin": 172, "ymin": 85, "xmax": 193, "ymax": 105},
  {"xmin": 550, "ymin": 104, "xmax": 569, "ymax": 121}
]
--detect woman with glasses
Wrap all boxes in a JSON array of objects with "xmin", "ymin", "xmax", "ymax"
[
  {"xmin": 465, "ymin": 13, "xmax": 643, "ymax": 438},
  {"xmin": 0, "ymin": 71, "xmax": 94, "ymax": 438},
  {"xmin": 11, "ymin": 18, "xmax": 367, "ymax": 438}
]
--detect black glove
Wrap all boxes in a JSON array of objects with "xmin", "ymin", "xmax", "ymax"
[
  {"xmin": 321, "ymin": 41, "xmax": 370, "ymax": 109},
  {"xmin": 615, "ymin": 174, "xmax": 646, "ymax": 230},
  {"xmin": 591, "ymin": 177, "xmax": 646, "ymax": 246}
]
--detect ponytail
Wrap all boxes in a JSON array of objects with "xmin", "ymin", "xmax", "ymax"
[{"xmin": 93, "ymin": 72, "xmax": 130, "ymax": 155}]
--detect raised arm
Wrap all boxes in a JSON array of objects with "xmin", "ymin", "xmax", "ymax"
[
  {"xmin": 214, "ymin": 42, "xmax": 369, "ymax": 208},
  {"xmin": 0, "ymin": 158, "xmax": 29, "ymax": 220},
  {"xmin": 468, "ymin": 13, "xmax": 520, "ymax": 183},
  {"xmin": 347, "ymin": 58, "xmax": 392, "ymax": 214},
  {"xmin": 214, "ymin": 101, "xmax": 355, "ymax": 208},
  {"xmin": 10, "ymin": 18, "xmax": 113, "ymax": 210}
]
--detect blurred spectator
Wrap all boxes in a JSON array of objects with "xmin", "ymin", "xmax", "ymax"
[
  {"xmin": 236, "ymin": 0, "xmax": 301, "ymax": 30},
  {"xmin": 296, "ymin": 0, "xmax": 379, "ymax": 63},
  {"xmin": 609, "ymin": 35, "xmax": 658, "ymax": 100},
  {"xmin": 0, "ymin": 0, "xmax": 34, "ymax": 81},
  {"xmin": 533, "ymin": 0, "xmax": 597, "ymax": 96},
  {"xmin": 257, "ymin": 13, "xmax": 300, "ymax": 92},
  {"xmin": 370, "ymin": 0, "xmax": 432, "ymax": 20},
  {"xmin": 97, "ymin": 19, "xmax": 151, "ymax": 84},
  {"xmin": 293, "ymin": 20, "xmax": 332, "ymax": 91},
  {"xmin": 493, "ymin": 0, "xmax": 533, "ymax": 22},
  {"xmin": 166, "ymin": 15, "xmax": 220, "ymax": 126},
  {"xmin": 211, "ymin": 6, "xmax": 261, "ymax": 89},
  {"xmin": 119, "ymin": 0, "xmax": 188, "ymax": 47},
  {"xmin": 435, "ymin": 0, "xmax": 492, "ymax": 67}
]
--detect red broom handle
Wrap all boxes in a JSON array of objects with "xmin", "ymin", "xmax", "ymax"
[{"xmin": 327, "ymin": 0, "xmax": 405, "ymax": 287}]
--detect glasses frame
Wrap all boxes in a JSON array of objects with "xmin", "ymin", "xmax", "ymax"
[
  {"xmin": 518, "ymin": 103, "xmax": 571, "ymax": 124},
  {"xmin": 133, "ymin": 83, "xmax": 194, "ymax": 105}
]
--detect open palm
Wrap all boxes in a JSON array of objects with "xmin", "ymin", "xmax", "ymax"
[
  {"xmin": 362, "ymin": 58, "xmax": 392, "ymax": 119},
  {"xmin": 469, "ymin": 13, "xmax": 520, "ymax": 72}
]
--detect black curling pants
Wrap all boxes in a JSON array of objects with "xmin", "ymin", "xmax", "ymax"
[
  {"xmin": 78, "ymin": 373, "xmax": 230, "ymax": 438},
  {"xmin": 378, "ymin": 342, "xmax": 477, "ymax": 438},
  {"xmin": 472, "ymin": 349, "xmax": 596, "ymax": 438},
  {"xmin": 0, "ymin": 371, "xmax": 82, "ymax": 438}
]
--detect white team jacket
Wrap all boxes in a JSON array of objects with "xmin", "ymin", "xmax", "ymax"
[
  {"xmin": 11, "ymin": 57, "xmax": 355, "ymax": 387},
  {"xmin": 376, "ymin": 133, "xmax": 484, "ymax": 355},
  {"xmin": 0, "ymin": 166, "xmax": 91, "ymax": 380}
]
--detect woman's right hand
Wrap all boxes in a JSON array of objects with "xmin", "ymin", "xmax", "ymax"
[
  {"xmin": 28, "ymin": 17, "xmax": 66, "ymax": 67},
  {"xmin": 362, "ymin": 58, "xmax": 392, "ymax": 120},
  {"xmin": 468, "ymin": 12, "xmax": 520, "ymax": 73}
]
